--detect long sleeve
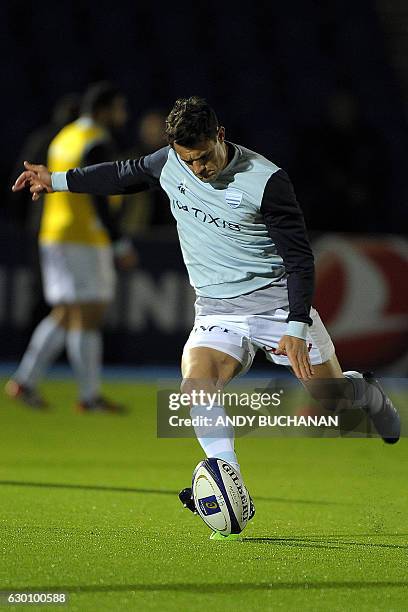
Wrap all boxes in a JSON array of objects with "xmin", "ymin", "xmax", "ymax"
[
  {"xmin": 260, "ymin": 169, "xmax": 314, "ymax": 326},
  {"xmin": 82, "ymin": 142, "xmax": 122, "ymax": 242},
  {"xmin": 66, "ymin": 146, "xmax": 170, "ymax": 195}
]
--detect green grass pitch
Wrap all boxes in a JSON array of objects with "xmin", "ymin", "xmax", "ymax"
[{"xmin": 0, "ymin": 379, "xmax": 407, "ymax": 611}]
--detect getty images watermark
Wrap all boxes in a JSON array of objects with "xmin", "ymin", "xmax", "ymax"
[
  {"xmin": 156, "ymin": 378, "xmax": 406, "ymax": 439},
  {"xmin": 166, "ymin": 389, "xmax": 338, "ymax": 429}
]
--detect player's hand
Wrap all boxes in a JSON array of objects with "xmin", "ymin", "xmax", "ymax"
[
  {"xmin": 116, "ymin": 249, "xmax": 138, "ymax": 270},
  {"xmin": 12, "ymin": 161, "xmax": 53, "ymax": 201},
  {"xmin": 114, "ymin": 239, "xmax": 138, "ymax": 270},
  {"xmin": 275, "ymin": 335, "xmax": 314, "ymax": 380}
]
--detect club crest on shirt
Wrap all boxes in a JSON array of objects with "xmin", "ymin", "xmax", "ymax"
[{"xmin": 225, "ymin": 188, "xmax": 243, "ymax": 208}]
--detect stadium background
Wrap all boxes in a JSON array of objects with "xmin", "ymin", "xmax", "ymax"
[
  {"xmin": 0, "ymin": 0, "xmax": 407, "ymax": 375},
  {"xmin": 1, "ymin": 2, "xmax": 408, "ymax": 611}
]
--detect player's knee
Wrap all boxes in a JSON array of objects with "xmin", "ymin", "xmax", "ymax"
[
  {"xmin": 68, "ymin": 303, "xmax": 107, "ymax": 329},
  {"xmin": 50, "ymin": 305, "xmax": 69, "ymax": 328},
  {"xmin": 216, "ymin": 357, "xmax": 241, "ymax": 385},
  {"xmin": 180, "ymin": 377, "xmax": 216, "ymax": 398}
]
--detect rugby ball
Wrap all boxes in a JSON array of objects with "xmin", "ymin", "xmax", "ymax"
[{"xmin": 192, "ymin": 458, "xmax": 249, "ymax": 535}]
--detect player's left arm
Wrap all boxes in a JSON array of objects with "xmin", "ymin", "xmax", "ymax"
[{"xmin": 260, "ymin": 169, "xmax": 315, "ymax": 380}]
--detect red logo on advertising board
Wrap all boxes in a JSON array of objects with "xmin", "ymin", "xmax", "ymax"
[{"xmin": 313, "ymin": 236, "xmax": 408, "ymax": 371}]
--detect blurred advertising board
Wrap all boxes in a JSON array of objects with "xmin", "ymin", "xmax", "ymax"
[{"xmin": 0, "ymin": 230, "xmax": 407, "ymax": 373}]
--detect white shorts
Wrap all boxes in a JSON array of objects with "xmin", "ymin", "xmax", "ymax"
[
  {"xmin": 40, "ymin": 243, "xmax": 115, "ymax": 305},
  {"xmin": 183, "ymin": 307, "xmax": 335, "ymax": 374}
]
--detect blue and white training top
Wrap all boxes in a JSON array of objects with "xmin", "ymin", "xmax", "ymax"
[{"xmin": 52, "ymin": 142, "xmax": 315, "ymax": 335}]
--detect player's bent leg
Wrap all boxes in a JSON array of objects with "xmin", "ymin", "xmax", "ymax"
[
  {"xmin": 301, "ymin": 354, "xmax": 400, "ymax": 444},
  {"xmin": 300, "ymin": 353, "xmax": 350, "ymax": 411}
]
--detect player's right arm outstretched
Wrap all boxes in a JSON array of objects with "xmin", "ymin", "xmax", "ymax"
[{"xmin": 12, "ymin": 147, "xmax": 170, "ymax": 200}]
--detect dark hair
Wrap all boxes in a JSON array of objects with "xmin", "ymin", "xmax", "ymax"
[
  {"xmin": 81, "ymin": 81, "xmax": 122, "ymax": 116},
  {"xmin": 165, "ymin": 96, "xmax": 219, "ymax": 146}
]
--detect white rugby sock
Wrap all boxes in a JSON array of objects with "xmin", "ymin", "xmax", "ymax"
[
  {"xmin": 190, "ymin": 404, "xmax": 240, "ymax": 470},
  {"xmin": 343, "ymin": 371, "xmax": 383, "ymax": 415},
  {"xmin": 14, "ymin": 316, "xmax": 65, "ymax": 388},
  {"xmin": 66, "ymin": 329, "xmax": 102, "ymax": 402}
]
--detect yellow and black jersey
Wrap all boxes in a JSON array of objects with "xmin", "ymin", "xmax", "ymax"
[{"xmin": 40, "ymin": 118, "xmax": 112, "ymax": 246}]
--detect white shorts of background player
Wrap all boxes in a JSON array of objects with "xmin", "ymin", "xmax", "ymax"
[{"xmin": 40, "ymin": 243, "xmax": 115, "ymax": 305}]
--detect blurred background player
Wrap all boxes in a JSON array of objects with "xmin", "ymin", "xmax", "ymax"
[
  {"xmin": 5, "ymin": 82, "xmax": 137, "ymax": 412},
  {"xmin": 120, "ymin": 109, "xmax": 174, "ymax": 235},
  {"xmin": 7, "ymin": 93, "xmax": 80, "ymax": 330}
]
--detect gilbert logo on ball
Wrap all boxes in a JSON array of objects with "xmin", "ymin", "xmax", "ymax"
[{"xmin": 313, "ymin": 236, "xmax": 408, "ymax": 371}]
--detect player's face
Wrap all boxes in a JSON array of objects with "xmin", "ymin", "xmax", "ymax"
[{"xmin": 174, "ymin": 127, "xmax": 228, "ymax": 182}]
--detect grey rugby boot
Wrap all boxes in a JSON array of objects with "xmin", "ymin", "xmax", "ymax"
[{"xmin": 363, "ymin": 372, "xmax": 401, "ymax": 444}]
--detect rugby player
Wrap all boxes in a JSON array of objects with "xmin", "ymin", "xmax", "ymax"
[{"xmin": 12, "ymin": 96, "xmax": 400, "ymax": 511}]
